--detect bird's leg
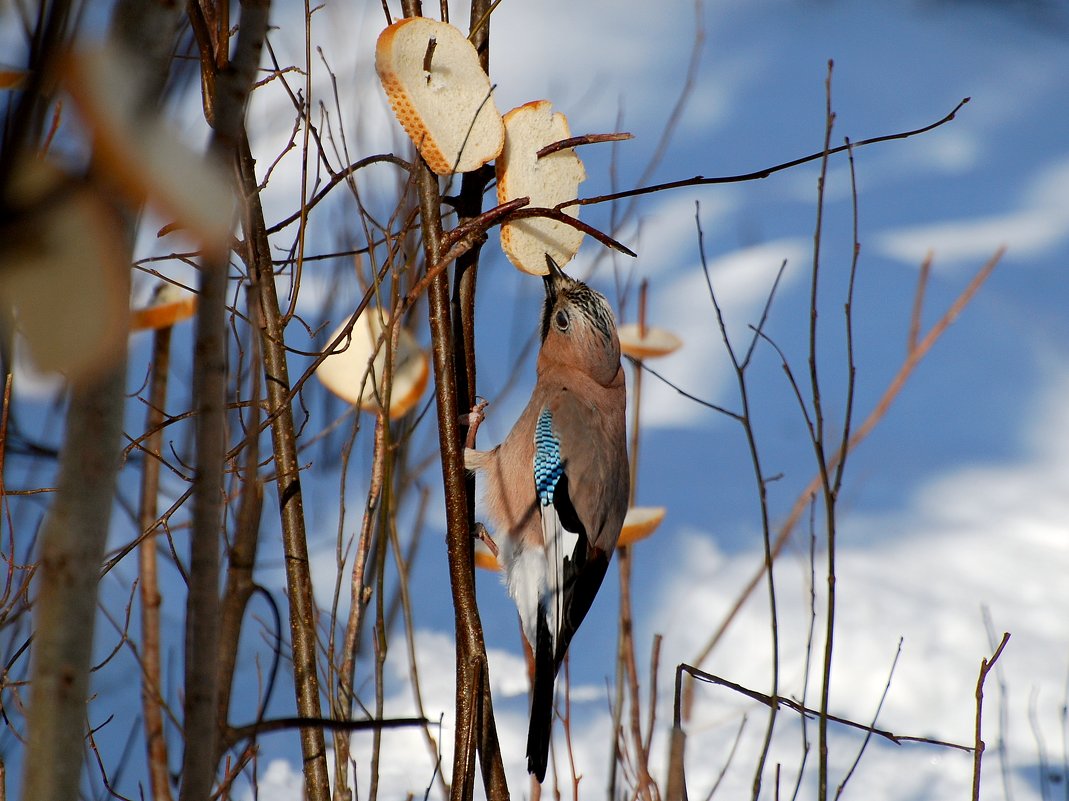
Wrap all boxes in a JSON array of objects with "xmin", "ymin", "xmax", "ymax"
[
  {"xmin": 459, "ymin": 398, "xmax": 489, "ymax": 449},
  {"xmin": 472, "ymin": 521, "xmax": 499, "ymax": 557}
]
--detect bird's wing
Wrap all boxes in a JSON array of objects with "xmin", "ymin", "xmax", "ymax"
[
  {"xmin": 528, "ymin": 386, "xmax": 626, "ymax": 780},
  {"xmin": 533, "ymin": 387, "xmax": 625, "ymax": 667}
]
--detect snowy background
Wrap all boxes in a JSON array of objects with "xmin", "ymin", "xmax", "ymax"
[{"xmin": 6, "ymin": 0, "xmax": 1069, "ymax": 799}]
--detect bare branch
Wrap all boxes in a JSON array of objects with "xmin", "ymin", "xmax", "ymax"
[
  {"xmin": 566, "ymin": 97, "xmax": 971, "ymax": 210},
  {"xmin": 536, "ymin": 132, "xmax": 633, "ymax": 159},
  {"xmin": 972, "ymin": 633, "xmax": 1012, "ymax": 801},
  {"xmin": 680, "ymin": 664, "xmax": 973, "ymax": 753}
]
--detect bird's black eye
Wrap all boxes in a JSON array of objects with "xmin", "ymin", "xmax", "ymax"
[{"xmin": 555, "ymin": 309, "xmax": 570, "ymax": 331}]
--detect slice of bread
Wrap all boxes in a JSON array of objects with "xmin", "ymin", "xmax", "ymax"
[
  {"xmin": 315, "ymin": 309, "xmax": 429, "ymax": 419},
  {"xmin": 497, "ymin": 100, "xmax": 586, "ymax": 275},
  {"xmin": 376, "ymin": 17, "xmax": 503, "ymax": 176}
]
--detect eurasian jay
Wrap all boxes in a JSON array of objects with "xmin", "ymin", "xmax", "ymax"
[{"xmin": 465, "ymin": 256, "xmax": 629, "ymax": 782}]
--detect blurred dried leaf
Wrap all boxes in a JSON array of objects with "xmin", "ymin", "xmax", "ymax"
[
  {"xmin": 0, "ymin": 160, "xmax": 128, "ymax": 382},
  {"xmin": 62, "ymin": 47, "xmax": 233, "ymax": 252}
]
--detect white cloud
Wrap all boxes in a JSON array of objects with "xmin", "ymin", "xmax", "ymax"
[
  {"xmin": 876, "ymin": 155, "xmax": 1069, "ymax": 267},
  {"xmin": 876, "ymin": 208, "xmax": 1068, "ymax": 266},
  {"xmin": 640, "ymin": 237, "xmax": 808, "ymax": 428}
]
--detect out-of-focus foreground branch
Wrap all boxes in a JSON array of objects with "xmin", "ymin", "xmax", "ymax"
[{"xmin": 17, "ymin": 1, "xmax": 181, "ymax": 800}]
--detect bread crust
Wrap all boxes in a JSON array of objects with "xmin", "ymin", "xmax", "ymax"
[{"xmin": 376, "ymin": 18, "xmax": 503, "ymax": 175}]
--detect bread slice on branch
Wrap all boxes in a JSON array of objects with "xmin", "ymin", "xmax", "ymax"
[
  {"xmin": 496, "ymin": 100, "xmax": 586, "ymax": 275},
  {"xmin": 376, "ymin": 17, "xmax": 503, "ymax": 175}
]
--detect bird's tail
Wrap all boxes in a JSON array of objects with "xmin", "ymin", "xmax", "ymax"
[{"xmin": 526, "ymin": 606, "xmax": 556, "ymax": 782}]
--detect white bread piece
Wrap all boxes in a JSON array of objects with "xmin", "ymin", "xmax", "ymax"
[
  {"xmin": 376, "ymin": 18, "xmax": 503, "ymax": 175},
  {"xmin": 497, "ymin": 100, "xmax": 586, "ymax": 275},
  {"xmin": 315, "ymin": 309, "xmax": 429, "ymax": 419}
]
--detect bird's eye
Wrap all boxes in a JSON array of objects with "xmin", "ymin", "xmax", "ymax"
[{"xmin": 555, "ymin": 309, "xmax": 570, "ymax": 331}]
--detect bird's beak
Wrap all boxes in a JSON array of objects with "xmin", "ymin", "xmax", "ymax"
[{"xmin": 542, "ymin": 254, "xmax": 566, "ymax": 300}]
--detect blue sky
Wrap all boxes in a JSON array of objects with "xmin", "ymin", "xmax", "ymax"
[{"xmin": 5, "ymin": 0, "xmax": 1069, "ymax": 799}]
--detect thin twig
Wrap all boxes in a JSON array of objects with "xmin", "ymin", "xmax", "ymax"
[
  {"xmin": 226, "ymin": 715, "xmax": 429, "ymax": 743},
  {"xmin": 812, "ymin": 63, "xmax": 837, "ymax": 801},
  {"xmin": 908, "ymin": 254, "xmax": 932, "ymax": 354},
  {"xmin": 681, "ymin": 664, "xmax": 973, "ymax": 752},
  {"xmin": 974, "ymin": 633, "xmax": 1012, "ymax": 801},
  {"xmin": 237, "ymin": 119, "xmax": 333, "ymax": 801},
  {"xmin": 981, "ymin": 606, "xmax": 1015, "ymax": 801},
  {"xmin": 683, "ymin": 247, "xmax": 1004, "ymax": 719},
  {"xmin": 136, "ymin": 323, "xmax": 175, "ymax": 801},
  {"xmin": 834, "ymin": 638, "xmax": 903, "ymax": 799},
  {"xmin": 695, "ymin": 203, "xmax": 781, "ymax": 801},
  {"xmin": 505, "ymin": 206, "xmax": 637, "ymax": 258},
  {"xmin": 536, "ymin": 132, "xmax": 633, "ymax": 159},
  {"xmin": 566, "ymin": 97, "xmax": 971, "ymax": 210}
]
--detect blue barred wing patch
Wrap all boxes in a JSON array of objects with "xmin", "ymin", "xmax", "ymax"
[{"xmin": 534, "ymin": 409, "xmax": 564, "ymax": 506}]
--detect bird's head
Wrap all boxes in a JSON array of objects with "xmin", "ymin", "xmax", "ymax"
[{"xmin": 538, "ymin": 256, "xmax": 621, "ymax": 386}]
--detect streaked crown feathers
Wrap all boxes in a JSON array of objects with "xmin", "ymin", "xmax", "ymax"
[{"xmin": 540, "ymin": 257, "xmax": 617, "ymax": 346}]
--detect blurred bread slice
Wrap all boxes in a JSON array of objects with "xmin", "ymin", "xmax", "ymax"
[
  {"xmin": 376, "ymin": 17, "xmax": 503, "ymax": 175},
  {"xmin": 617, "ymin": 324, "xmax": 683, "ymax": 359},
  {"xmin": 315, "ymin": 309, "xmax": 429, "ymax": 419},
  {"xmin": 497, "ymin": 100, "xmax": 586, "ymax": 275},
  {"xmin": 132, "ymin": 283, "xmax": 197, "ymax": 331}
]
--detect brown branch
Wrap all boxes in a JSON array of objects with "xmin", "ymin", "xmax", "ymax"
[
  {"xmin": 180, "ymin": 202, "xmax": 228, "ymax": 801},
  {"xmin": 137, "ymin": 325, "xmax": 175, "ymax": 801},
  {"xmin": 181, "ymin": 0, "xmax": 270, "ymax": 798},
  {"xmin": 536, "ymin": 132, "xmax": 633, "ymax": 159},
  {"xmin": 404, "ymin": 4, "xmax": 507, "ymax": 794},
  {"xmin": 506, "ymin": 206, "xmax": 637, "ymax": 257},
  {"xmin": 680, "ymin": 664, "xmax": 973, "ymax": 753},
  {"xmin": 415, "ymin": 153, "xmax": 490, "ymax": 801},
  {"xmin": 666, "ymin": 666, "xmax": 687, "ymax": 801},
  {"xmin": 441, "ymin": 196, "xmax": 529, "ymax": 252},
  {"xmin": 332, "ymin": 413, "xmax": 386, "ymax": 801},
  {"xmin": 972, "ymin": 632, "xmax": 1011, "ymax": 801},
  {"xmin": 813, "ymin": 63, "xmax": 837, "ymax": 801},
  {"xmin": 449, "ymin": 5, "xmax": 508, "ymax": 783},
  {"xmin": 467, "ymin": 0, "xmax": 501, "ymax": 48},
  {"xmin": 564, "ymin": 97, "xmax": 971, "ymax": 210},
  {"xmin": 423, "ymin": 37, "xmax": 437, "ymax": 78},
  {"xmin": 226, "ymin": 715, "xmax": 428, "ymax": 744},
  {"xmin": 237, "ymin": 123, "xmax": 332, "ymax": 801},
  {"xmin": 213, "ymin": 280, "xmax": 265, "ymax": 769},
  {"xmin": 615, "ymin": 282, "xmax": 654, "ymax": 801}
]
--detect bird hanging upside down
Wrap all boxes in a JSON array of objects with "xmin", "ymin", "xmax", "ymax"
[{"xmin": 464, "ymin": 256, "xmax": 629, "ymax": 782}]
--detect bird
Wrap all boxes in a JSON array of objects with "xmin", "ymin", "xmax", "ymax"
[{"xmin": 464, "ymin": 255, "xmax": 629, "ymax": 782}]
